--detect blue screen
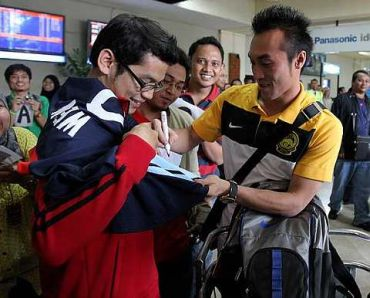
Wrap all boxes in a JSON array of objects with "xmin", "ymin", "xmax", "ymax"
[{"xmin": 0, "ymin": 6, "xmax": 64, "ymax": 55}]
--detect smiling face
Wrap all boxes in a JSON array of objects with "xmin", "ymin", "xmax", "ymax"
[
  {"xmin": 102, "ymin": 52, "xmax": 169, "ymax": 114},
  {"xmin": 249, "ymin": 29, "xmax": 304, "ymax": 102},
  {"xmin": 42, "ymin": 78, "xmax": 55, "ymax": 92},
  {"xmin": 148, "ymin": 63, "xmax": 186, "ymax": 111},
  {"xmin": 8, "ymin": 70, "xmax": 31, "ymax": 93},
  {"xmin": 190, "ymin": 44, "xmax": 223, "ymax": 88}
]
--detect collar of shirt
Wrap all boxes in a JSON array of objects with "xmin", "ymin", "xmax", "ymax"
[{"xmin": 251, "ymin": 83, "xmax": 312, "ymax": 124}]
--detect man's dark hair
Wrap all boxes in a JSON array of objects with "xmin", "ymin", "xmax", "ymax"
[
  {"xmin": 244, "ymin": 74, "xmax": 255, "ymax": 84},
  {"xmin": 352, "ymin": 70, "xmax": 369, "ymax": 83},
  {"xmin": 311, "ymin": 78, "xmax": 318, "ymax": 83},
  {"xmin": 188, "ymin": 36, "xmax": 224, "ymax": 62},
  {"xmin": 252, "ymin": 5, "xmax": 313, "ymax": 64},
  {"xmin": 90, "ymin": 14, "xmax": 178, "ymax": 75},
  {"xmin": 176, "ymin": 47, "xmax": 191, "ymax": 80},
  {"xmin": 337, "ymin": 86, "xmax": 346, "ymax": 93},
  {"xmin": 4, "ymin": 64, "xmax": 32, "ymax": 83},
  {"xmin": 231, "ymin": 78, "xmax": 242, "ymax": 85}
]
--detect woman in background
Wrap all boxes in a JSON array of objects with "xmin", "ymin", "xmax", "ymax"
[
  {"xmin": 40, "ymin": 75, "xmax": 60, "ymax": 102},
  {"xmin": 0, "ymin": 96, "xmax": 39, "ymax": 296}
]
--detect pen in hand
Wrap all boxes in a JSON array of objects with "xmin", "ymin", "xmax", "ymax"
[{"xmin": 160, "ymin": 111, "xmax": 171, "ymax": 156}]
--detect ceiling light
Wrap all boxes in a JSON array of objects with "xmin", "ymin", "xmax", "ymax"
[{"xmin": 358, "ymin": 52, "xmax": 370, "ymax": 56}]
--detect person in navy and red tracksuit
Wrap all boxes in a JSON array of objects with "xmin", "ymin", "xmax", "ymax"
[{"xmin": 12, "ymin": 14, "xmax": 208, "ymax": 298}]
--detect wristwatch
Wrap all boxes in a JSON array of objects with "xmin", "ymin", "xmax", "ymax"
[{"xmin": 220, "ymin": 179, "xmax": 238, "ymax": 203}]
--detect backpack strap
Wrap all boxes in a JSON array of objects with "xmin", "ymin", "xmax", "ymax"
[
  {"xmin": 293, "ymin": 101, "xmax": 325, "ymax": 127},
  {"xmin": 329, "ymin": 241, "xmax": 362, "ymax": 298},
  {"xmin": 200, "ymin": 101, "xmax": 325, "ymax": 241}
]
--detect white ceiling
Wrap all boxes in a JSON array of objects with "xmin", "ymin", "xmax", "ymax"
[
  {"xmin": 76, "ymin": 0, "xmax": 250, "ymax": 31},
  {"xmin": 74, "ymin": 0, "xmax": 370, "ymax": 63}
]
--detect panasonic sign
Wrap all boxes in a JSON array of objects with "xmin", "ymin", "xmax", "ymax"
[{"xmin": 311, "ymin": 22, "xmax": 370, "ymax": 53}]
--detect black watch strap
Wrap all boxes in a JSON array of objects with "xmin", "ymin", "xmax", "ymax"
[
  {"xmin": 228, "ymin": 180, "xmax": 238, "ymax": 199},
  {"xmin": 220, "ymin": 180, "xmax": 238, "ymax": 203}
]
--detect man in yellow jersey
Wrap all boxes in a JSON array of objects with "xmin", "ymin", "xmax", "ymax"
[{"xmin": 155, "ymin": 5, "xmax": 342, "ymax": 222}]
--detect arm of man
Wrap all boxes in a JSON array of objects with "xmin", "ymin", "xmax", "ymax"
[
  {"xmin": 201, "ymin": 141, "xmax": 223, "ymax": 165},
  {"xmin": 154, "ymin": 89, "xmax": 224, "ymax": 155},
  {"xmin": 30, "ymin": 124, "xmax": 157, "ymax": 266},
  {"xmin": 153, "ymin": 119, "xmax": 203, "ymax": 154},
  {"xmin": 198, "ymin": 174, "xmax": 322, "ymax": 217}
]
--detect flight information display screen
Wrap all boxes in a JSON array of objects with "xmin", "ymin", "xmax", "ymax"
[{"xmin": 0, "ymin": 6, "xmax": 65, "ymax": 62}]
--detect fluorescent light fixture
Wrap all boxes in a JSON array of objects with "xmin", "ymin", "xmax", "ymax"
[
  {"xmin": 323, "ymin": 62, "xmax": 340, "ymax": 75},
  {"xmin": 358, "ymin": 52, "xmax": 370, "ymax": 56},
  {"xmin": 0, "ymin": 51, "xmax": 66, "ymax": 63}
]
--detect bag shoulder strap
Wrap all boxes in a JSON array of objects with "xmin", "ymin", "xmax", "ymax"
[
  {"xmin": 293, "ymin": 101, "xmax": 325, "ymax": 127},
  {"xmin": 200, "ymin": 101, "xmax": 325, "ymax": 240},
  {"xmin": 233, "ymin": 100, "xmax": 326, "ymax": 184}
]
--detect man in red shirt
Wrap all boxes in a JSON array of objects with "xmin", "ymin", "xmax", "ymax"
[{"xmin": 180, "ymin": 36, "xmax": 225, "ymax": 177}]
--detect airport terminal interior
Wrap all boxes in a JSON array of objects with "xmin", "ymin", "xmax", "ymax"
[{"xmin": 0, "ymin": 0, "xmax": 369, "ymax": 297}]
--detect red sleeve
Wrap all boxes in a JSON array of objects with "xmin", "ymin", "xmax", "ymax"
[{"xmin": 33, "ymin": 134, "xmax": 155, "ymax": 266}]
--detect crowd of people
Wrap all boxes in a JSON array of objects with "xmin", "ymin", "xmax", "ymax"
[{"xmin": 0, "ymin": 4, "xmax": 369, "ymax": 298}]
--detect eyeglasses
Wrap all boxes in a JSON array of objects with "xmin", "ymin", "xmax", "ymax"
[
  {"xmin": 162, "ymin": 75, "xmax": 185, "ymax": 93},
  {"xmin": 122, "ymin": 63, "xmax": 164, "ymax": 92}
]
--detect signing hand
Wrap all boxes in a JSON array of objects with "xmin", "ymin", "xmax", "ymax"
[{"xmin": 151, "ymin": 118, "xmax": 178, "ymax": 148}]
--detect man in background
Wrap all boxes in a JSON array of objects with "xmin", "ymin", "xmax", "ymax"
[
  {"xmin": 4, "ymin": 64, "xmax": 49, "ymax": 137},
  {"xmin": 180, "ymin": 36, "xmax": 224, "ymax": 178},
  {"xmin": 307, "ymin": 78, "xmax": 323, "ymax": 103},
  {"xmin": 243, "ymin": 74, "xmax": 255, "ymax": 84},
  {"xmin": 135, "ymin": 47, "xmax": 197, "ymax": 298},
  {"xmin": 329, "ymin": 70, "xmax": 370, "ymax": 231}
]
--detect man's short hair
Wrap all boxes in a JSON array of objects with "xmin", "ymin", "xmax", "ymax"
[
  {"xmin": 4, "ymin": 64, "xmax": 32, "ymax": 83},
  {"xmin": 244, "ymin": 74, "xmax": 255, "ymax": 84},
  {"xmin": 352, "ymin": 70, "xmax": 369, "ymax": 83},
  {"xmin": 176, "ymin": 47, "xmax": 191, "ymax": 80},
  {"xmin": 188, "ymin": 36, "xmax": 224, "ymax": 62},
  {"xmin": 252, "ymin": 5, "xmax": 313, "ymax": 65},
  {"xmin": 337, "ymin": 86, "xmax": 346, "ymax": 93},
  {"xmin": 311, "ymin": 78, "xmax": 318, "ymax": 83},
  {"xmin": 90, "ymin": 14, "xmax": 178, "ymax": 75}
]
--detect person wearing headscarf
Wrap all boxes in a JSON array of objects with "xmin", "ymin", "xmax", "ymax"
[
  {"xmin": 40, "ymin": 74, "xmax": 60, "ymax": 102},
  {"xmin": 0, "ymin": 94, "xmax": 38, "ymax": 291}
]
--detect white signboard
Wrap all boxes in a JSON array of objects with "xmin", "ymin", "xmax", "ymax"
[{"xmin": 311, "ymin": 22, "xmax": 370, "ymax": 53}]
